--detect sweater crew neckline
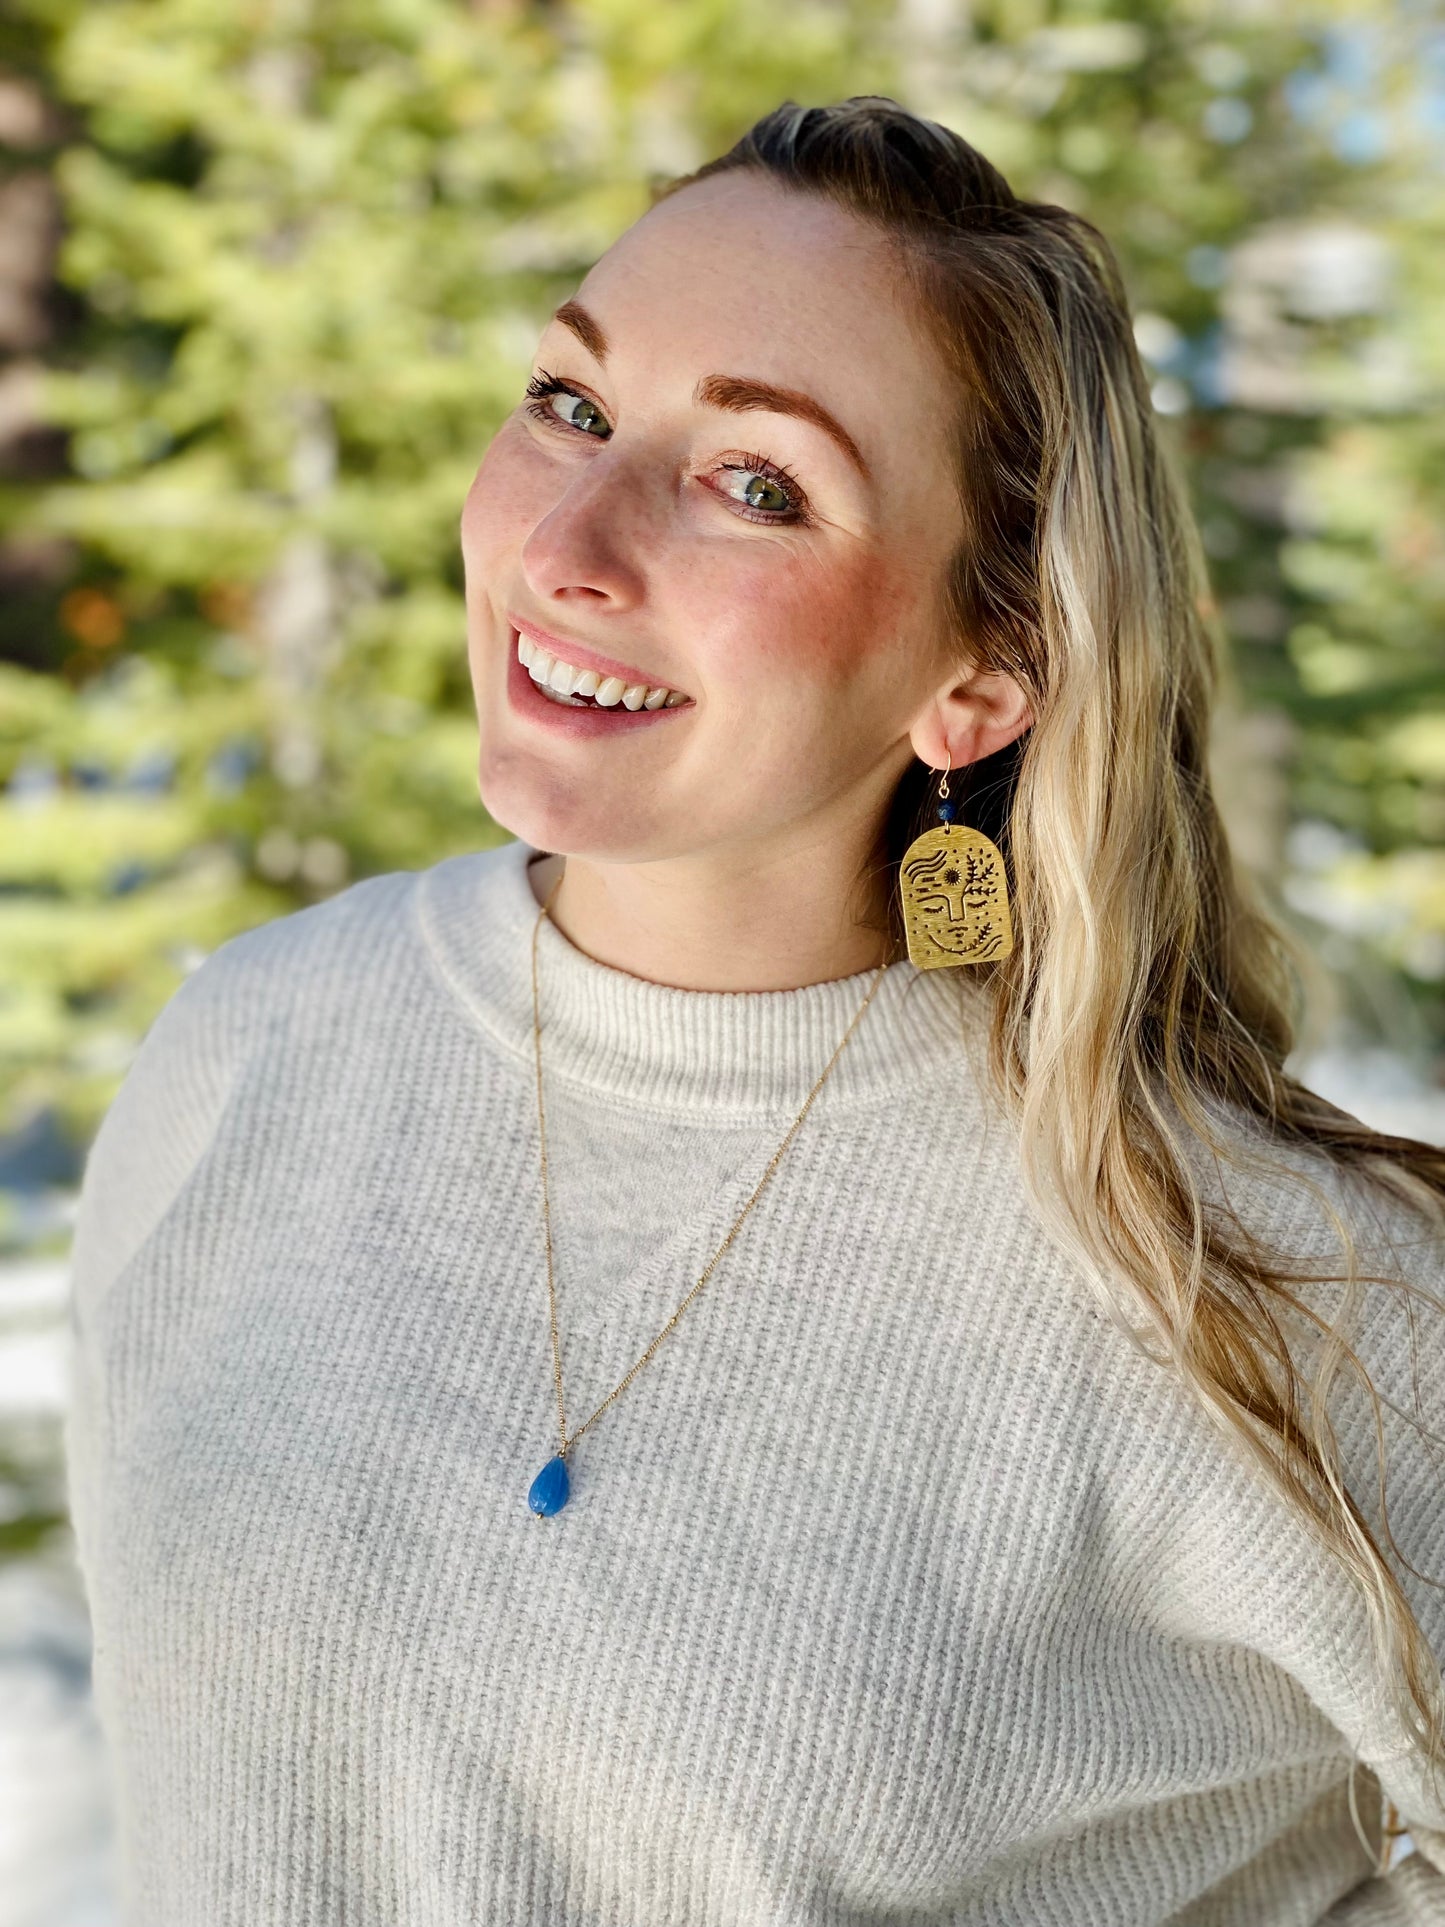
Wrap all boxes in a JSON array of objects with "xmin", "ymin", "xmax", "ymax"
[{"xmin": 415, "ymin": 837, "xmax": 985, "ymax": 1117}]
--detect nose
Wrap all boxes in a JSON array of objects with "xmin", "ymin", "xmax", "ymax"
[{"xmin": 518, "ymin": 448, "xmax": 649, "ymax": 615}]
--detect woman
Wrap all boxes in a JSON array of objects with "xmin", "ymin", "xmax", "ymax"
[{"xmin": 65, "ymin": 97, "xmax": 1445, "ymax": 1923}]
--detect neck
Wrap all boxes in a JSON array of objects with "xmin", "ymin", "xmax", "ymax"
[{"xmin": 526, "ymin": 838, "xmax": 900, "ymax": 992}]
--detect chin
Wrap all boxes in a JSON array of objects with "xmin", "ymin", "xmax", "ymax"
[
  {"xmin": 473, "ymin": 774, "xmax": 602, "ymax": 862},
  {"xmin": 475, "ymin": 773, "xmax": 552, "ymax": 852}
]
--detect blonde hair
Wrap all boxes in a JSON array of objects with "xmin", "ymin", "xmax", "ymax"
[{"xmin": 655, "ymin": 96, "xmax": 1445, "ymax": 1844}]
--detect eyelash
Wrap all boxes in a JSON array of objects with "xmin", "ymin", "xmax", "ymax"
[{"xmin": 522, "ymin": 370, "xmax": 812, "ymax": 527}]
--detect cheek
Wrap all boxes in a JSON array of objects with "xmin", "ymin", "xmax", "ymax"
[
  {"xmin": 461, "ymin": 422, "xmax": 546, "ymax": 567},
  {"xmin": 692, "ymin": 546, "xmax": 924, "ymax": 695}
]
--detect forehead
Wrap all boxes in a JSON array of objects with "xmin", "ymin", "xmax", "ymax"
[{"xmin": 565, "ymin": 172, "xmax": 954, "ymax": 505}]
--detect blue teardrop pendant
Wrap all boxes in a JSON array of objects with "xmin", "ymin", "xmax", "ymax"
[{"xmin": 528, "ymin": 1453, "xmax": 570, "ymax": 1517}]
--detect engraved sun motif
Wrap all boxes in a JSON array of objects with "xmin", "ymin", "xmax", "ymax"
[{"xmin": 900, "ymin": 826, "xmax": 1014, "ymax": 968}]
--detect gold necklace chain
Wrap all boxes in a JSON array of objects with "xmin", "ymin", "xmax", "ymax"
[{"xmin": 526, "ymin": 862, "xmax": 894, "ymax": 1517}]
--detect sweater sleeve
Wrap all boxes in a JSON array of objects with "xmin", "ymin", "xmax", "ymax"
[
  {"xmin": 62, "ymin": 937, "xmax": 259, "ymax": 1590},
  {"xmin": 60, "ymin": 870, "xmax": 411, "ymax": 1586},
  {"xmin": 1283, "ymin": 1171, "xmax": 1445, "ymax": 1922},
  {"xmin": 1179, "ymin": 1110, "xmax": 1445, "ymax": 1923},
  {"xmin": 1314, "ymin": 1598, "xmax": 1445, "ymax": 1922},
  {"xmin": 1317, "ymin": 1832, "xmax": 1445, "ymax": 1923}
]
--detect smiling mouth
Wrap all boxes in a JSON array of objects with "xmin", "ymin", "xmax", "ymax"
[{"xmin": 514, "ymin": 628, "xmax": 691, "ymax": 711}]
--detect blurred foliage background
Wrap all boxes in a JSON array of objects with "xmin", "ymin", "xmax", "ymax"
[
  {"xmin": 0, "ymin": 5, "xmax": 1442, "ymax": 1911},
  {"xmin": 1, "ymin": 0, "xmax": 1444, "ymax": 1221}
]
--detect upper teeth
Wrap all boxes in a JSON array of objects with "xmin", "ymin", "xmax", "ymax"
[{"xmin": 516, "ymin": 632, "xmax": 689, "ymax": 710}]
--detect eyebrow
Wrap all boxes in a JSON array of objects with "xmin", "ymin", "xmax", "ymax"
[{"xmin": 549, "ymin": 298, "xmax": 872, "ymax": 481}]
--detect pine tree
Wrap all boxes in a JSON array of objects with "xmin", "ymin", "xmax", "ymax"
[{"xmin": 4, "ymin": 0, "xmax": 1444, "ymax": 1185}]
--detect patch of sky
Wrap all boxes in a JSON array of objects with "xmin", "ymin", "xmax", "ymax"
[
  {"xmin": 1134, "ymin": 313, "xmax": 1182, "ymax": 367},
  {"xmin": 122, "ymin": 746, "xmax": 176, "ymax": 794},
  {"xmin": 1282, "ymin": 66, "xmax": 1330, "ymax": 126},
  {"xmin": 1285, "ymin": 19, "xmax": 1445, "ymax": 161},
  {"xmin": 205, "ymin": 736, "xmax": 264, "ymax": 795},
  {"xmin": 1324, "ymin": 22, "xmax": 1380, "ymax": 91},
  {"xmin": 1280, "ymin": 23, "xmax": 1396, "ymax": 163},
  {"xmin": 5, "ymin": 758, "xmax": 61, "ymax": 807},
  {"xmin": 1331, "ymin": 110, "xmax": 1387, "ymax": 165},
  {"xmin": 1186, "ymin": 245, "xmax": 1229, "ymax": 290},
  {"xmin": 1203, "ymin": 96, "xmax": 1252, "ymax": 144},
  {"xmin": 1287, "ymin": 818, "xmax": 1367, "ymax": 872},
  {"xmin": 105, "ymin": 859, "xmax": 152, "ymax": 896},
  {"xmin": 1184, "ymin": 324, "xmax": 1228, "ymax": 409},
  {"xmin": 1134, "ymin": 315, "xmax": 1227, "ymax": 411},
  {"xmin": 1149, "ymin": 378, "xmax": 1190, "ymax": 417},
  {"xmin": 1193, "ymin": 43, "xmax": 1251, "ymax": 92},
  {"xmin": 1412, "ymin": 29, "xmax": 1445, "ymax": 137}
]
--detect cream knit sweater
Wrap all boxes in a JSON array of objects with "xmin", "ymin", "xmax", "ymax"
[{"xmin": 64, "ymin": 835, "xmax": 1445, "ymax": 1925}]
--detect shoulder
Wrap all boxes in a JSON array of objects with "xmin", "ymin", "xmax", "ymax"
[
  {"xmin": 1172, "ymin": 1090, "xmax": 1444, "ymax": 1287},
  {"xmin": 68, "ymin": 865, "xmax": 423, "ymax": 1324},
  {"xmin": 96, "ymin": 865, "xmax": 424, "ymax": 1131},
  {"xmin": 187, "ymin": 864, "xmax": 423, "ymax": 1022},
  {"xmin": 1184, "ymin": 1096, "xmax": 1445, "ymax": 1633},
  {"xmin": 1178, "ymin": 1097, "xmax": 1445, "ymax": 1465}
]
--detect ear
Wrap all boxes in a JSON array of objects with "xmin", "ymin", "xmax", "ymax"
[{"xmin": 908, "ymin": 659, "xmax": 1033, "ymax": 772}]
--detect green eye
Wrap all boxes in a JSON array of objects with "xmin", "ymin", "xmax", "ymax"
[
  {"xmin": 742, "ymin": 474, "xmax": 789, "ymax": 512},
  {"xmin": 557, "ymin": 394, "xmax": 608, "ymax": 437},
  {"xmin": 524, "ymin": 372, "xmax": 611, "ymax": 439},
  {"xmin": 723, "ymin": 451, "xmax": 808, "ymax": 524},
  {"xmin": 523, "ymin": 372, "xmax": 811, "ymax": 528}
]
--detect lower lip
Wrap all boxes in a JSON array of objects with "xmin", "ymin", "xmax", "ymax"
[{"xmin": 506, "ymin": 634, "xmax": 692, "ymax": 737}]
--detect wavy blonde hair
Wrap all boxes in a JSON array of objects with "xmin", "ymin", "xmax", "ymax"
[{"xmin": 655, "ymin": 96, "xmax": 1445, "ymax": 1849}]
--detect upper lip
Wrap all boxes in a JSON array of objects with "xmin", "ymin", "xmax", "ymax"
[{"xmin": 508, "ymin": 613, "xmax": 690, "ymax": 698}]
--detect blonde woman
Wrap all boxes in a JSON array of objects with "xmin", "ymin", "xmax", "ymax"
[{"xmin": 66, "ymin": 97, "xmax": 1445, "ymax": 1924}]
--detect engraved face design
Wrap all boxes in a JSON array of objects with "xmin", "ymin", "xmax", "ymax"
[{"xmin": 900, "ymin": 826, "xmax": 1014, "ymax": 968}]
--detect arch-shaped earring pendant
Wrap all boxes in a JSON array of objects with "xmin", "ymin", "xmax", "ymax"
[{"xmin": 899, "ymin": 821, "xmax": 1014, "ymax": 969}]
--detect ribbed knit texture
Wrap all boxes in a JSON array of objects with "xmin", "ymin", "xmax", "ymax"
[{"xmin": 63, "ymin": 835, "xmax": 1445, "ymax": 1925}]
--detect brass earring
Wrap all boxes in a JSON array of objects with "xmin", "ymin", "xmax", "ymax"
[{"xmin": 898, "ymin": 762, "xmax": 1014, "ymax": 969}]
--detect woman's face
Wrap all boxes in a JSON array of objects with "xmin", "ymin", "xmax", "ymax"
[{"xmin": 462, "ymin": 169, "xmax": 971, "ymax": 867}]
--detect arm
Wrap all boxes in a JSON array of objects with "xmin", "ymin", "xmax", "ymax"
[
  {"xmin": 1316, "ymin": 1811, "xmax": 1445, "ymax": 1923},
  {"xmin": 61, "ymin": 869, "xmax": 410, "ymax": 1569},
  {"xmin": 62, "ymin": 940, "xmax": 258, "ymax": 1577},
  {"xmin": 1306, "ymin": 1188, "xmax": 1445, "ymax": 1922}
]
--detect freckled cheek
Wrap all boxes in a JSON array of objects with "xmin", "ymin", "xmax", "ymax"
[
  {"xmin": 460, "ymin": 428, "xmax": 552, "ymax": 570},
  {"xmin": 691, "ymin": 556, "xmax": 900, "ymax": 698}
]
